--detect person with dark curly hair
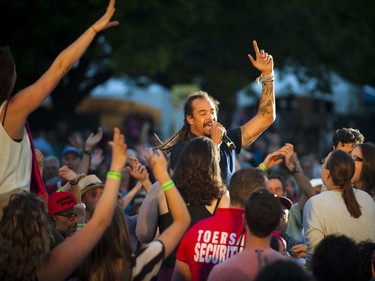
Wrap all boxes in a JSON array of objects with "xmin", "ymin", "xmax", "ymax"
[
  {"xmin": 172, "ymin": 168, "xmax": 268, "ymax": 281},
  {"xmin": 332, "ymin": 127, "xmax": 364, "ymax": 154},
  {"xmin": 136, "ymin": 137, "xmax": 230, "ymax": 281},
  {"xmin": 312, "ymin": 235, "xmax": 361, "ymax": 281},
  {"xmin": 351, "ymin": 142, "xmax": 375, "ymax": 200},
  {"xmin": 358, "ymin": 240, "xmax": 375, "ymax": 281}
]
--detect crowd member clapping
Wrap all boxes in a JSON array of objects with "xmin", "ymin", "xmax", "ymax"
[{"xmin": 0, "ymin": 127, "xmax": 127, "ymax": 281}]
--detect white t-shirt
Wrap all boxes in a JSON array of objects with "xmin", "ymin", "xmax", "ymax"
[
  {"xmin": 303, "ymin": 188, "xmax": 375, "ymax": 262},
  {"xmin": 0, "ymin": 101, "xmax": 32, "ymax": 195}
]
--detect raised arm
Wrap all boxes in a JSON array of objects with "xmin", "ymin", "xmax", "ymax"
[
  {"xmin": 282, "ymin": 144, "xmax": 315, "ymax": 199},
  {"xmin": 136, "ymin": 181, "xmax": 163, "ymax": 243},
  {"xmin": 127, "ymin": 156, "xmax": 153, "ymax": 193},
  {"xmin": 37, "ymin": 127, "xmax": 127, "ymax": 281},
  {"xmin": 6, "ymin": 0, "xmax": 118, "ymax": 140},
  {"xmin": 57, "ymin": 165, "xmax": 82, "ymax": 203},
  {"xmin": 122, "ymin": 158, "xmax": 152, "ymax": 209},
  {"xmin": 241, "ymin": 40, "xmax": 276, "ymax": 148},
  {"xmin": 79, "ymin": 127, "xmax": 104, "ymax": 174},
  {"xmin": 145, "ymin": 149, "xmax": 191, "ymax": 259}
]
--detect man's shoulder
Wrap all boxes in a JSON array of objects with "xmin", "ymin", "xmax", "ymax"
[
  {"xmin": 208, "ymin": 251, "xmax": 247, "ymax": 276},
  {"xmin": 170, "ymin": 139, "xmax": 190, "ymax": 168},
  {"xmin": 180, "ymin": 208, "xmax": 244, "ymax": 245},
  {"xmin": 188, "ymin": 208, "xmax": 243, "ymax": 229}
]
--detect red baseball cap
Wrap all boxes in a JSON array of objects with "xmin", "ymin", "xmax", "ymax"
[{"xmin": 48, "ymin": 192, "xmax": 77, "ymax": 216}]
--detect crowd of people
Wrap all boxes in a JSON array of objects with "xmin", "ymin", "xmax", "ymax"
[{"xmin": 1, "ymin": 0, "xmax": 375, "ymax": 280}]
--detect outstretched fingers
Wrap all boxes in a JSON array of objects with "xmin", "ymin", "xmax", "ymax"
[{"xmin": 248, "ymin": 40, "xmax": 265, "ymax": 65}]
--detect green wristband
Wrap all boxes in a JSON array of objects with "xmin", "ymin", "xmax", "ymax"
[
  {"xmin": 161, "ymin": 180, "xmax": 174, "ymax": 191},
  {"xmin": 107, "ymin": 171, "xmax": 122, "ymax": 180},
  {"xmin": 259, "ymin": 162, "xmax": 268, "ymax": 171}
]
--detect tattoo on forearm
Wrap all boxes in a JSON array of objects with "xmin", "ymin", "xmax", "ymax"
[
  {"xmin": 241, "ymin": 127, "xmax": 255, "ymax": 147},
  {"xmin": 259, "ymin": 83, "xmax": 274, "ymax": 117}
]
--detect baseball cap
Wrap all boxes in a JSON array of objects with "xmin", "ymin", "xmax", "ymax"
[
  {"xmin": 48, "ymin": 192, "xmax": 77, "ymax": 216},
  {"xmin": 61, "ymin": 145, "xmax": 81, "ymax": 158},
  {"xmin": 79, "ymin": 174, "xmax": 105, "ymax": 195},
  {"xmin": 277, "ymin": 195, "xmax": 293, "ymax": 210},
  {"xmin": 310, "ymin": 178, "xmax": 323, "ymax": 187}
]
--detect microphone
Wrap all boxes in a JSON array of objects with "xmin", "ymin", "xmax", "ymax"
[{"xmin": 222, "ymin": 133, "xmax": 236, "ymax": 150}]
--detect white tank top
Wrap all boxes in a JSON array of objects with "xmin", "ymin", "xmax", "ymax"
[{"xmin": 0, "ymin": 101, "xmax": 32, "ymax": 195}]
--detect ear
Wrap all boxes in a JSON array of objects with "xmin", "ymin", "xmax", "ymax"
[
  {"xmin": 326, "ymin": 169, "xmax": 331, "ymax": 179},
  {"xmin": 186, "ymin": 115, "xmax": 194, "ymax": 125}
]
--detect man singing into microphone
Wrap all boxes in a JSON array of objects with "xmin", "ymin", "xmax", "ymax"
[{"xmin": 157, "ymin": 40, "xmax": 275, "ymax": 184}]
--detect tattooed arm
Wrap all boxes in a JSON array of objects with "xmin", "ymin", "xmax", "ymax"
[{"xmin": 241, "ymin": 40, "xmax": 276, "ymax": 148}]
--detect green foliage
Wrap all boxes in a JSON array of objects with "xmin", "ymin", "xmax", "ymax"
[{"xmin": 1, "ymin": 0, "xmax": 374, "ymax": 118}]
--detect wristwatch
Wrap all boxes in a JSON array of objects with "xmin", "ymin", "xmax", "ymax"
[{"xmin": 290, "ymin": 165, "xmax": 300, "ymax": 174}]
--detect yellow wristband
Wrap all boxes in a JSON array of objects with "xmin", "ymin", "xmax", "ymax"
[
  {"xmin": 107, "ymin": 171, "xmax": 122, "ymax": 180},
  {"xmin": 161, "ymin": 180, "xmax": 174, "ymax": 191},
  {"xmin": 259, "ymin": 162, "xmax": 268, "ymax": 171}
]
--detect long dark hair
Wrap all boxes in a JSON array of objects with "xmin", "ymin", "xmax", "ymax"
[
  {"xmin": 0, "ymin": 192, "xmax": 51, "ymax": 281},
  {"xmin": 155, "ymin": 91, "xmax": 219, "ymax": 155},
  {"xmin": 326, "ymin": 150, "xmax": 361, "ymax": 218},
  {"xmin": 357, "ymin": 240, "xmax": 375, "ymax": 281},
  {"xmin": 80, "ymin": 205, "xmax": 132, "ymax": 281},
  {"xmin": 172, "ymin": 137, "xmax": 226, "ymax": 206},
  {"xmin": 355, "ymin": 142, "xmax": 375, "ymax": 197},
  {"xmin": 0, "ymin": 46, "xmax": 15, "ymax": 103}
]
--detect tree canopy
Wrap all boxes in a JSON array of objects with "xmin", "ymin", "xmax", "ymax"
[{"xmin": 1, "ymin": 0, "xmax": 374, "ymax": 123}]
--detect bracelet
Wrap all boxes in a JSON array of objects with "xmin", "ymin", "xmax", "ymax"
[
  {"xmin": 259, "ymin": 162, "xmax": 268, "ymax": 171},
  {"xmin": 70, "ymin": 176, "xmax": 79, "ymax": 185},
  {"xmin": 90, "ymin": 26, "xmax": 98, "ymax": 34},
  {"xmin": 255, "ymin": 71, "xmax": 274, "ymax": 85},
  {"xmin": 161, "ymin": 180, "xmax": 175, "ymax": 191},
  {"xmin": 107, "ymin": 171, "xmax": 122, "ymax": 180},
  {"xmin": 83, "ymin": 149, "xmax": 91, "ymax": 156}
]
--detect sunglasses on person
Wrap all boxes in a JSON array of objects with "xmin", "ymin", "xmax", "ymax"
[
  {"xmin": 56, "ymin": 211, "xmax": 77, "ymax": 222},
  {"xmin": 352, "ymin": 155, "xmax": 363, "ymax": 162}
]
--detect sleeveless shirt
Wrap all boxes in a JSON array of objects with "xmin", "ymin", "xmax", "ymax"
[{"xmin": 0, "ymin": 101, "xmax": 32, "ymax": 195}]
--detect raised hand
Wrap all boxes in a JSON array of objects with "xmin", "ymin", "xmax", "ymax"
[
  {"xmin": 248, "ymin": 40, "xmax": 274, "ymax": 75},
  {"xmin": 108, "ymin": 127, "xmax": 127, "ymax": 172},
  {"xmin": 91, "ymin": 0, "xmax": 119, "ymax": 33},
  {"xmin": 263, "ymin": 150, "xmax": 284, "ymax": 170},
  {"xmin": 142, "ymin": 149, "xmax": 169, "ymax": 183},
  {"xmin": 90, "ymin": 148, "xmax": 105, "ymax": 170},
  {"xmin": 85, "ymin": 127, "xmax": 103, "ymax": 153},
  {"xmin": 59, "ymin": 165, "xmax": 78, "ymax": 182},
  {"xmin": 69, "ymin": 132, "xmax": 84, "ymax": 150},
  {"xmin": 34, "ymin": 149, "xmax": 44, "ymax": 177},
  {"xmin": 278, "ymin": 143, "xmax": 295, "ymax": 171},
  {"xmin": 127, "ymin": 157, "xmax": 149, "ymax": 182}
]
